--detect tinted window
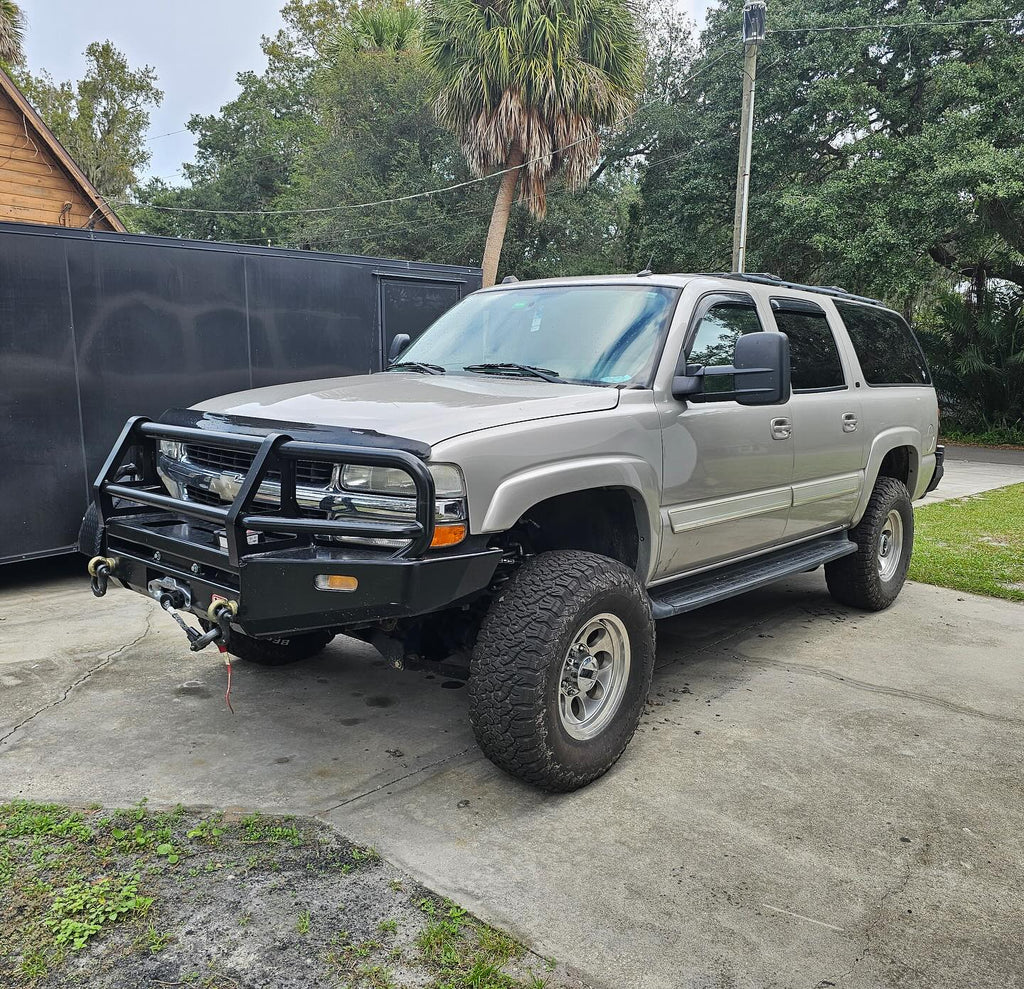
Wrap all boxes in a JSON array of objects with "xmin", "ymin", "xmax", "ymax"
[
  {"xmin": 771, "ymin": 301, "xmax": 845, "ymax": 391},
  {"xmin": 835, "ymin": 301, "xmax": 931, "ymax": 385},
  {"xmin": 686, "ymin": 303, "xmax": 763, "ymax": 400}
]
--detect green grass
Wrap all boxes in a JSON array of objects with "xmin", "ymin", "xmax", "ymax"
[{"xmin": 910, "ymin": 483, "xmax": 1024, "ymax": 602}]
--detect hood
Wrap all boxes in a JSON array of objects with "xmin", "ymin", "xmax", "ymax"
[{"xmin": 193, "ymin": 372, "xmax": 620, "ymax": 446}]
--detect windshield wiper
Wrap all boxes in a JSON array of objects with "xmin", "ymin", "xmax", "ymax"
[
  {"xmin": 387, "ymin": 361, "xmax": 446, "ymax": 375},
  {"xmin": 463, "ymin": 362, "xmax": 562, "ymax": 382}
]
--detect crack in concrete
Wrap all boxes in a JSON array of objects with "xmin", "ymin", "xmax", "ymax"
[
  {"xmin": 0, "ymin": 611, "xmax": 154, "ymax": 749},
  {"xmin": 318, "ymin": 745, "xmax": 477, "ymax": 815},
  {"xmin": 729, "ymin": 654, "xmax": 1024, "ymax": 728},
  {"xmin": 836, "ymin": 846, "xmax": 920, "ymax": 985}
]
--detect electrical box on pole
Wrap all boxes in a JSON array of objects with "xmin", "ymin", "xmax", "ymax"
[{"xmin": 731, "ymin": 0, "xmax": 766, "ymax": 273}]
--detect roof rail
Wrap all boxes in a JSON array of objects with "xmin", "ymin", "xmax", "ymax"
[{"xmin": 711, "ymin": 272, "xmax": 884, "ymax": 307}]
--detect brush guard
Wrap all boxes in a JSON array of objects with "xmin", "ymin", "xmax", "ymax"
[
  {"xmin": 83, "ymin": 414, "xmax": 500, "ymax": 638},
  {"xmin": 94, "ymin": 415, "xmax": 437, "ymax": 565}
]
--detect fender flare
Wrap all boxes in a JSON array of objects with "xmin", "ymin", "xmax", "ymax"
[
  {"xmin": 478, "ymin": 455, "xmax": 661, "ymax": 580},
  {"xmin": 853, "ymin": 427, "xmax": 924, "ymax": 524}
]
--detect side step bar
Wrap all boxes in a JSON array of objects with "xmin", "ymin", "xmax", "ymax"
[{"xmin": 648, "ymin": 532, "xmax": 857, "ymax": 620}]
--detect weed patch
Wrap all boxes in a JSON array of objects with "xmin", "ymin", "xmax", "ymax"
[{"xmin": 0, "ymin": 801, "xmax": 574, "ymax": 989}]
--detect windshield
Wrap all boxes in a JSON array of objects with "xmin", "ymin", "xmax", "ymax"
[{"xmin": 395, "ymin": 284, "xmax": 679, "ymax": 386}]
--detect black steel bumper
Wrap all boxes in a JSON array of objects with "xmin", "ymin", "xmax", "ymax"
[
  {"xmin": 926, "ymin": 444, "xmax": 945, "ymax": 494},
  {"xmin": 85, "ymin": 414, "xmax": 500, "ymax": 636}
]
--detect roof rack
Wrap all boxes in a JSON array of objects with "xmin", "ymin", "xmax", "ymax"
[{"xmin": 711, "ymin": 272, "xmax": 884, "ymax": 307}]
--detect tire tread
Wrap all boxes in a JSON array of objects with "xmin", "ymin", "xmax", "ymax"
[
  {"xmin": 825, "ymin": 476, "xmax": 913, "ymax": 611},
  {"xmin": 469, "ymin": 550, "xmax": 654, "ymax": 791}
]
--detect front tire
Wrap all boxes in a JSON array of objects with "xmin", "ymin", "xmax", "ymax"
[
  {"xmin": 224, "ymin": 629, "xmax": 335, "ymax": 666},
  {"xmin": 825, "ymin": 476, "xmax": 913, "ymax": 611},
  {"xmin": 469, "ymin": 550, "xmax": 655, "ymax": 792}
]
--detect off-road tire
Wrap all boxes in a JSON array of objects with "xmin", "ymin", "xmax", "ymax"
[
  {"xmin": 469, "ymin": 550, "xmax": 655, "ymax": 792},
  {"xmin": 825, "ymin": 476, "xmax": 913, "ymax": 611},
  {"xmin": 224, "ymin": 629, "xmax": 335, "ymax": 666},
  {"xmin": 78, "ymin": 502, "xmax": 104, "ymax": 557}
]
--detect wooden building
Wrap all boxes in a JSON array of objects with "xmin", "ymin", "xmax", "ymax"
[{"xmin": 0, "ymin": 67, "xmax": 124, "ymax": 232}]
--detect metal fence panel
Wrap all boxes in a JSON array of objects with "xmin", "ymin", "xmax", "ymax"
[{"xmin": 0, "ymin": 223, "xmax": 480, "ymax": 563}]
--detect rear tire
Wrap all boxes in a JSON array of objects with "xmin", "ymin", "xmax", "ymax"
[
  {"xmin": 469, "ymin": 550, "xmax": 655, "ymax": 792},
  {"xmin": 826, "ymin": 476, "xmax": 913, "ymax": 611},
  {"xmin": 224, "ymin": 629, "xmax": 335, "ymax": 666}
]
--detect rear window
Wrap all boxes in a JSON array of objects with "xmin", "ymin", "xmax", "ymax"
[{"xmin": 834, "ymin": 301, "xmax": 931, "ymax": 386}]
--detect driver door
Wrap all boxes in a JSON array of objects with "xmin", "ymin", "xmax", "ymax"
[{"xmin": 654, "ymin": 293, "xmax": 795, "ymax": 579}]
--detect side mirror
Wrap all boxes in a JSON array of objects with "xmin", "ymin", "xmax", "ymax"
[
  {"xmin": 733, "ymin": 331, "xmax": 790, "ymax": 405},
  {"xmin": 388, "ymin": 333, "xmax": 411, "ymax": 363},
  {"xmin": 671, "ymin": 332, "xmax": 790, "ymax": 405}
]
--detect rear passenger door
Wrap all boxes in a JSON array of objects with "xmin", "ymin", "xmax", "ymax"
[{"xmin": 768, "ymin": 297, "xmax": 865, "ymax": 539}]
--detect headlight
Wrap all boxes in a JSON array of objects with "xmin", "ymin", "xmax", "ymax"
[
  {"xmin": 335, "ymin": 463, "xmax": 467, "ymax": 549},
  {"xmin": 341, "ymin": 463, "xmax": 465, "ymax": 498}
]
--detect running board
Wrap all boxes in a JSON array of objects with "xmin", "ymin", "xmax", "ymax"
[{"xmin": 648, "ymin": 533, "xmax": 857, "ymax": 620}]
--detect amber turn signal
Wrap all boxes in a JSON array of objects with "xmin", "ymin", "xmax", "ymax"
[
  {"xmin": 314, "ymin": 574, "xmax": 359, "ymax": 592},
  {"xmin": 430, "ymin": 523, "xmax": 467, "ymax": 548}
]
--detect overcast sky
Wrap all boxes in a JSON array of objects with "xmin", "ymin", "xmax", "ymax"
[{"xmin": 22, "ymin": 0, "xmax": 711, "ymax": 184}]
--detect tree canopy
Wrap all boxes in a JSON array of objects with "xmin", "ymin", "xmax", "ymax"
[
  {"xmin": 631, "ymin": 0, "xmax": 1024, "ymax": 305},
  {"xmin": 16, "ymin": 41, "xmax": 162, "ymax": 200}
]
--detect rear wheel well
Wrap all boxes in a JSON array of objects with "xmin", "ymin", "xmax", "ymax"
[
  {"xmin": 877, "ymin": 446, "xmax": 913, "ymax": 487},
  {"xmin": 503, "ymin": 488, "xmax": 644, "ymax": 573}
]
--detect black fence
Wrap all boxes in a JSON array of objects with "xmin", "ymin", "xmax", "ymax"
[{"xmin": 0, "ymin": 222, "xmax": 480, "ymax": 564}]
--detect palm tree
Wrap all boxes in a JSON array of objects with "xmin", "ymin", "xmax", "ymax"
[
  {"xmin": 350, "ymin": 2, "xmax": 421, "ymax": 53},
  {"xmin": 0, "ymin": 0, "xmax": 25, "ymax": 66},
  {"xmin": 423, "ymin": 0, "xmax": 644, "ymax": 285}
]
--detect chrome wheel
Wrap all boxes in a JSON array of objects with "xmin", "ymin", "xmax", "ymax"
[
  {"xmin": 558, "ymin": 613, "xmax": 631, "ymax": 741},
  {"xmin": 877, "ymin": 509, "xmax": 904, "ymax": 581}
]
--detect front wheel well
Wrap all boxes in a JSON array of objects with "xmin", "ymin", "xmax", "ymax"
[{"xmin": 498, "ymin": 488, "xmax": 645, "ymax": 574}]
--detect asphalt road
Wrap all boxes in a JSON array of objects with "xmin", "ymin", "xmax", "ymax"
[
  {"xmin": 2, "ymin": 549, "xmax": 1022, "ymax": 989},
  {"xmin": 944, "ymin": 443, "xmax": 1024, "ymax": 466}
]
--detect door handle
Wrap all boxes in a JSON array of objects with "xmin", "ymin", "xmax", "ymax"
[
  {"xmin": 842, "ymin": 412, "xmax": 858, "ymax": 433},
  {"xmin": 770, "ymin": 417, "xmax": 792, "ymax": 440}
]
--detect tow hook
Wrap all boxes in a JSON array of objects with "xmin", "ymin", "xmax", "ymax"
[
  {"xmin": 88, "ymin": 556, "xmax": 118, "ymax": 597},
  {"xmin": 149, "ymin": 579, "xmax": 237, "ymax": 654}
]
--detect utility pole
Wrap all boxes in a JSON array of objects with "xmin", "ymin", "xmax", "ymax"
[{"xmin": 731, "ymin": 0, "xmax": 766, "ymax": 273}]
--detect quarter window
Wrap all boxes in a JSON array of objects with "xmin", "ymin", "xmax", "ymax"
[
  {"xmin": 770, "ymin": 300, "xmax": 846, "ymax": 391},
  {"xmin": 686, "ymin": 302, "xmax": 763, "ymax": 400},
  {"xmin": 834, "ymin": 301, "xmax": 931, "ymax": 385}
]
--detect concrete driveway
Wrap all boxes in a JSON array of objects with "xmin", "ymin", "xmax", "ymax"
[{"xmin": 2, "ymin": 550, "xmax": 1021, "ymax": 989}]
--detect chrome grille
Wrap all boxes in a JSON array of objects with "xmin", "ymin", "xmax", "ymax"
[
  {"xmin": 184, "ymin": 444, "xmax": 253, "ymax": 474},
  {"xmin": 185, "ymin": 484, "xmax": 228, "ymax": 507},
  {"xmin": 185, "ymin": 483, "xmax": 329, "ymax": 518},
  {"xmin": 184, "ymin": 443, "xmax": 334, "ymax": 486}
]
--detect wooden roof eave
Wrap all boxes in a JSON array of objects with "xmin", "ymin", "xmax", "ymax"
[{"xmin": 0, "ymin": 67, "xmax": 127, "ymax": 233}]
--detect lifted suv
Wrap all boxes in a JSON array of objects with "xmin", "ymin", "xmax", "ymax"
[{"xmin": 82, "ymin": 272, "xmax": 943, "ymax": 791}]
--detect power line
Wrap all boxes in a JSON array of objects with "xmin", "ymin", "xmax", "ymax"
[
  {"xmin": 117, "ymin": 44, "xmax": 741, "ymax": 219},
  {"xmin": 146, "ymin": 128, "xmax": 190, "ymax": 143}
]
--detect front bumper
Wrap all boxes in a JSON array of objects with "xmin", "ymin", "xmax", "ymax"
[{"xmin": 85, "ymin": 414, "xmax": 500, "ymax": 636}]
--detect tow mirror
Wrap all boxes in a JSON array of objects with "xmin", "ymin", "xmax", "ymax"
[
  {"xmin": 671, "ymin": 332, "xmax": 791, "ymax": 405},
  {"xmin": 732, "ymin": 331, "xmax": 790, "ymax": 405},
  {"xmin": 388, "ymin": 333, "xmax": 411, "ymax": 363}
]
